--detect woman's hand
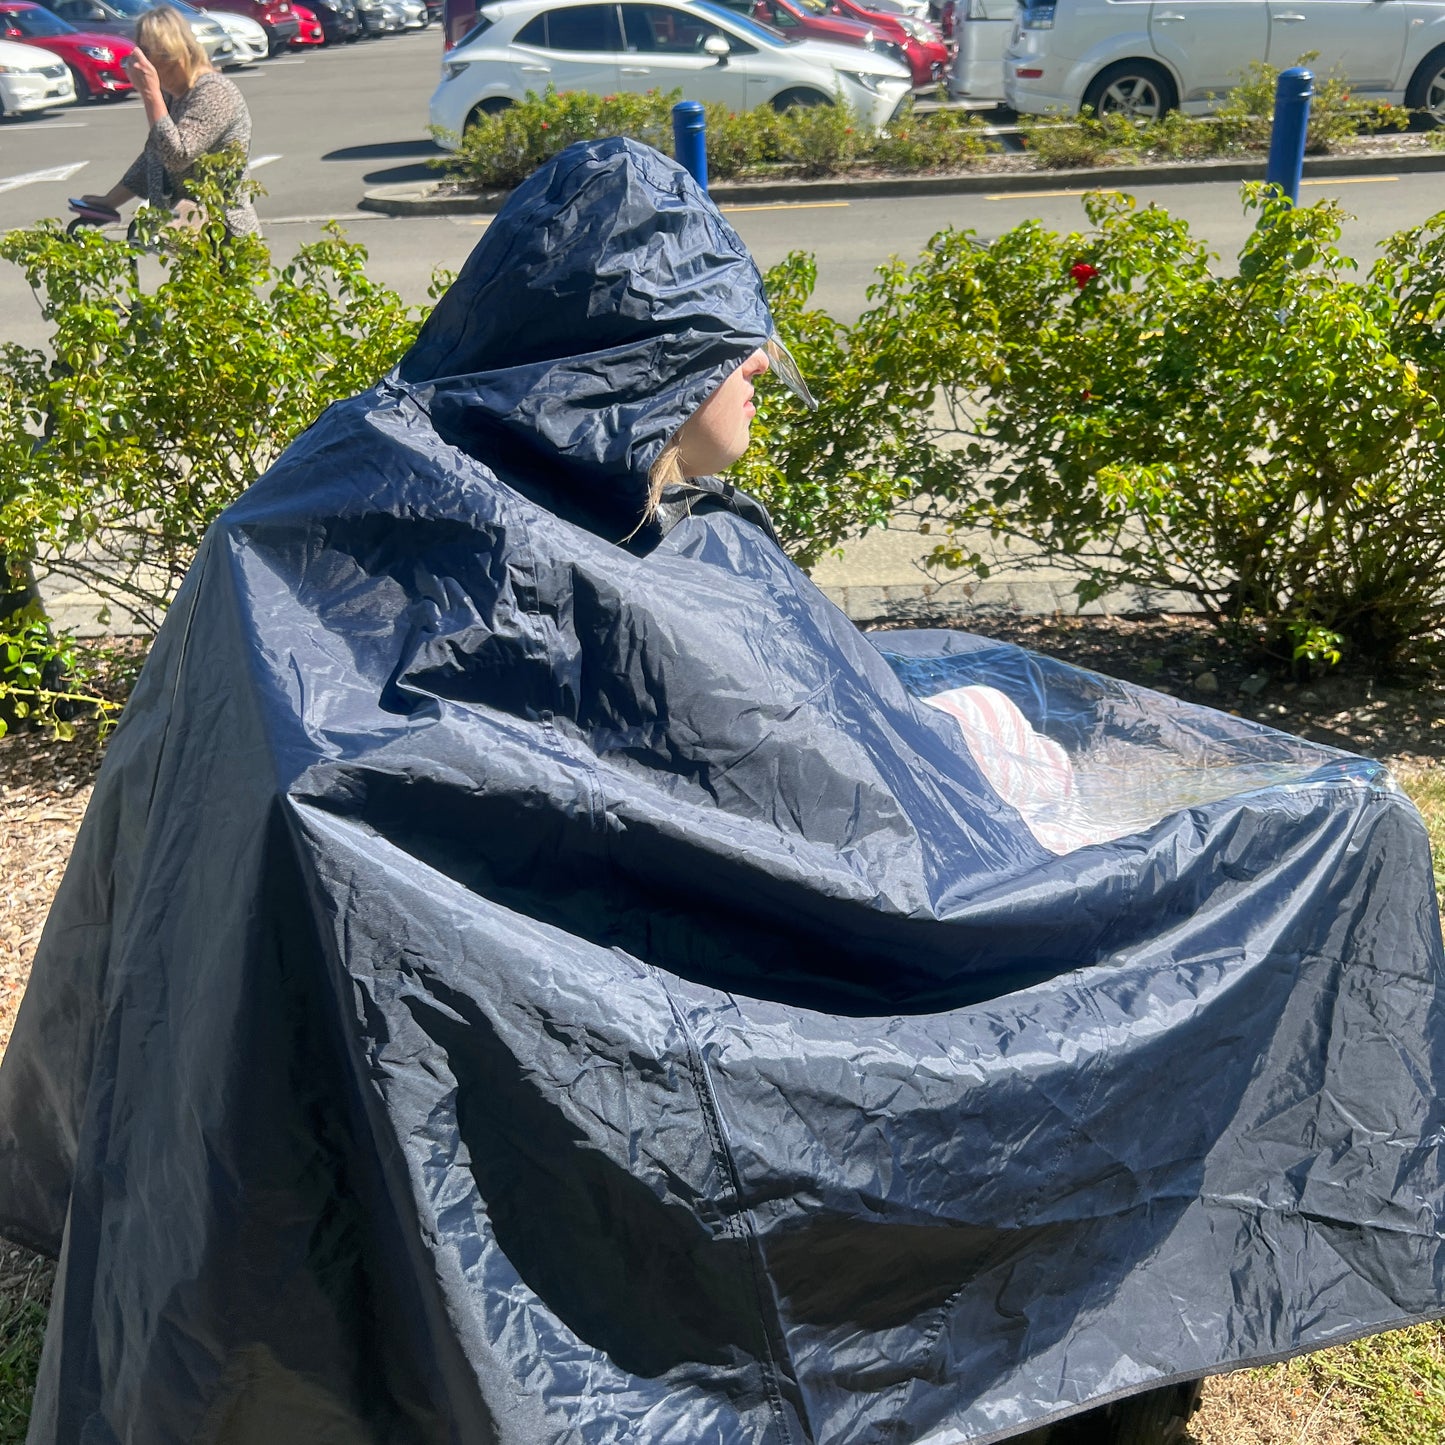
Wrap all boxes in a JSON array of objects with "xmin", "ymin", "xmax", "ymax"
[{"xmin": 123, "ymin": 47, "xmax": 167, "ymax": 119}]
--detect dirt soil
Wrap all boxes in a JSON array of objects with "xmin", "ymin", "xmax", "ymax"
[{"xmin": 0, "ymin": 612, "xmax": 1435, "ymax": 1445}]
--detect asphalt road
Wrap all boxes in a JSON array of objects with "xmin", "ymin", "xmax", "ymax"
[{"xmin": 4, "ymin": 28, "xmax": 1445, "ymax": 348}]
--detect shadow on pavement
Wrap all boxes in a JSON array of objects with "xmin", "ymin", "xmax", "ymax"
[{"xmin": 322, "ymin": 140, "xmax": 443, "ymax": 162}]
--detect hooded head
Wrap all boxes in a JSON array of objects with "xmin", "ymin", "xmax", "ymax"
[{"xmin": 395, "ymin": 138, "xmax": 785, "ymax": 535}]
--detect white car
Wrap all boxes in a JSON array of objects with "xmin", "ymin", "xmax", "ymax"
[
  {"xmin": 948, "ymin": 0, "xmax": 1008, "ymax": 100},
  {"xmin": 429, "ymin": 0, "xmax": 913, "ymax": 142},
  {"xmin": 1004, "ymin": 0, "xmax": 1445, "ymax": 124},
  {"xmin": 0, "ymin": 32, "xmax": 74, "ymax": 114},
  {"xmin": 208, "ymin": 7, "xmax": 269, "ymax": 62}
]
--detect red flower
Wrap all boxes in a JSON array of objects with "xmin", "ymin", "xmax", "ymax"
[
  {"xmin": 1080, "ymin": 389, "xmax": 1093, "ymax": 402},
  {"xmin": 1070, "ymin": 262, "xmax": 1099, "ymax": 289},
  {"xmin": 540, "ymin": 121, "xmax": 550, "ymax": 130}
]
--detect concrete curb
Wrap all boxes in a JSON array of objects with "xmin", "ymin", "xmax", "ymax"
[
  {"xmin": 360, "ymin": 147, "xmax": 1445, "ymax": 216},
  {"xmin": 818, "ymin": 579, "xmax": 1199, "ymax": 627}
]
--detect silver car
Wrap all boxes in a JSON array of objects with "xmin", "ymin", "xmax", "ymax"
[
  {"xmin": 430, "ymin": 0, "xmax": 912, "ymax": 140},
  {"xmin": 1005, "ymin": 0, "xmax": 1445, "ymax": 124}
]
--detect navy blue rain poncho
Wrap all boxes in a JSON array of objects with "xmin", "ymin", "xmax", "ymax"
[{"xmin": 3, "ymin": 138, "xmax": 1445, "ymax": 1445}]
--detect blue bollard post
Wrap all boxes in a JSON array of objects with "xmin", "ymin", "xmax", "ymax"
[
  {"xmin": 1265, "ymin": 66, "xmax": 1313, "ymax": 205},
  {"xmin": 672, "ymin": 100, "xmax": 708, "ymax": 193}
]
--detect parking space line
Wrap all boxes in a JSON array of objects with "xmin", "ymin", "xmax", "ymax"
[
  {"xmin": 0, "ymin": 161, "xmax": 87, "ymax": 195},
  {"xmin": 249, "ymin": 154, "xmax": 282, "ymax": 170},
  {"xmin": 1300, "ymin": 176, "xmax": 1398, "ymax": 186},
  {"xmin": 14, "ymin": 120, "xmax": 88, "ymax": 129}
]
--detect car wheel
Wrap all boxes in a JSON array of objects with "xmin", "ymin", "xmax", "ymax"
[
  {"xmin": 65, "ymin": 63, "xmax": 95, "ymax": 102},
  {"xmin": 771, "ymin": 87, "xmax": 832, "ymax": 111},
  {"xmin": 464, "ymin": 96, "xmax": 514, "ymax": 131},
  {"xmin": 1406, "ymin": 46, "xmax": 1445, "ymax": 128},
  {"xmin": 1081, "ymin": 59, "xmax": 1176, "ymax": 120}
]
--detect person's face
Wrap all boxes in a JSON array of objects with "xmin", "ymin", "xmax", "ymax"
[
  {"xmin": 143, "ymin": 46, "xmax": 188, "ymax": 95},
  {"xmin": 675, "ymin": 348, "xmax": 770, "ymax": 479}
]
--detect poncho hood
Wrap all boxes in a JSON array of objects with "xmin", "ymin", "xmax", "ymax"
[{"xmin": 395, "ymin": 137, "xmax": 776, "ymax": 531}]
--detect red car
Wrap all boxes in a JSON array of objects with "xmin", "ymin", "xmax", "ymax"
[
  {"xmin": 743, "ymin": 0, "xmax": 933, "ymax": 88},
  {"xmin": 289, "ymin": 0, "xmax": 323, "ymax": 41},
  {"xmin": 197, "ymin": 0, "xmax": 299, "ymax": 51},
  {"xmin": 0, "ymin": 0, "xmax": 133, "ymax": 98},
  {"xmin": 824, "ymin": 0, "xmax": 947, "ymax": 83}
]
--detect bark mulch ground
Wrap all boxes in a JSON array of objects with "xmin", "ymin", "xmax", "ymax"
[{"xmin": 1, "ymin": 613, "xmax": 1439, "ymax": 1445}]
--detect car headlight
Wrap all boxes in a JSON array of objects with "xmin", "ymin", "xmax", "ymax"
[
  {"xmin": 839, "ymin": 69, "xmax": 883, "ymax": 94},
  {"xmin": 78, "ymin": 44, "xmax": 115, "ymax": 59},
  {"xmin": 442, "ymin": 58, "xmax": 469, "ymax": 77}
]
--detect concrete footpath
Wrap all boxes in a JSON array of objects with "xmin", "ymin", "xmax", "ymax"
[{"xmin": 38, "ymin": 520, "xmax": 1191, "ymax": 637}]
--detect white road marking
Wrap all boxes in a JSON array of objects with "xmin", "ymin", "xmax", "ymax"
[
  {"xmin": 249, "ymin": 153, "xmax": 283, "ymax": 170},
  {"xmin": 267, "ymin": 57, "xmax": 307, "ymax": 64},
  {"xmin": 12, "ymin": 120, "xmax": 89, "ymax": 129},
  {"xmin": 0, "ymin": 160, "xmax": 87, "ymax": 195}
]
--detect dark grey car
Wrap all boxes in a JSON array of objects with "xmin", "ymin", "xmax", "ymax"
[{"xmin": 36, "ymin": 0, "xmax": 236, "ymax": 62}]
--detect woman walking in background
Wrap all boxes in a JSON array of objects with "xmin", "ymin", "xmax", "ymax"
[{"xmin": 78, "ymin": 4, "xmax": 258, "ymax": 238}]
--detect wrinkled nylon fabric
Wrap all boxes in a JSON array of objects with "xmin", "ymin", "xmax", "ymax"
[{"xmin": 2, "ymin": 139, "xmax": 1444, "ymax": 1445}]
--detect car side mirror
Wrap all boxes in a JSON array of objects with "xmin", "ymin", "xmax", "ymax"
[{"xmin": 703, "ymin": 31, "xmax": 729, "ymax": 58}]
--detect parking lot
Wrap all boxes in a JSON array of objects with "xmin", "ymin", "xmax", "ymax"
[
  {"xmin": 0, "ymin": 25, "xmax": 444, "ymax": 230},
  {"xmin": 5, "ymin": 23, "xmax": 1445, "ymax": 360}
]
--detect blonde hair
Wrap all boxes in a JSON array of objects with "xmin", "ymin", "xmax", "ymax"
[
  {"xmin": 646, "ymin": 439, "xmax": 686, "ymax": 517},
  {"xmin": 135, "ymin": 5, "xmax": 210, "ymax": 90}
]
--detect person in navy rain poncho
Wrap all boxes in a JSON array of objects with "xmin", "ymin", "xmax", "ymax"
[{"xmin": 2, "ymin": 138, "xmax": 1445, "ymax": 1445}]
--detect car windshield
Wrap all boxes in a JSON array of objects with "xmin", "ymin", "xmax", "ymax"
[
  {"xmin": 5, "ymin": 5, "xmax": 74, "ymax": 33},
  {"xmin": 104, "ymin": 0, "xmax": 152, "ymax": 16},
  {"xmin": 695, "ymin": 0, "xmax": 791, "ymax": 44}
]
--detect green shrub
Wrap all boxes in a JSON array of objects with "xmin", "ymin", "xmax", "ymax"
[
  {"xmin": 438, "ymin": 89, "xmax": 1001, "ymax": 187},
  {"xmin": 437, "ymin": 86, "xmax": 676, "ymax": 189},
  {"xmin": 1020, "ymin": 111, "xmax": 1154, "ymax": 169},
  {"xmin": 1213, "ymin": 53, "xmax": 1408, "ymax": 154},
  {"xmin": 0, "ymin": 171, "xmax": 427, "ymax": 732},
  {"xmin": 704, "ymin": 100, "xmax": 780, "ymax": 179},
  {"xmin": 871, "ymin": 109, "xmax": 1000, "ymax": 171},
  {"xmin": 1017, "ymin": 56, "xmax": 1409, "ymax": 171},
  {"xmin": 773, "ymin": 97, "xmax": 862, "ymax": 178},
  {"xmin": 756, "ymin": 184, "xmax": 1445, "ymax": 668},
  {"xmin": 741, "ymin": 251, "xmax": 917, "ymax": 566}
]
